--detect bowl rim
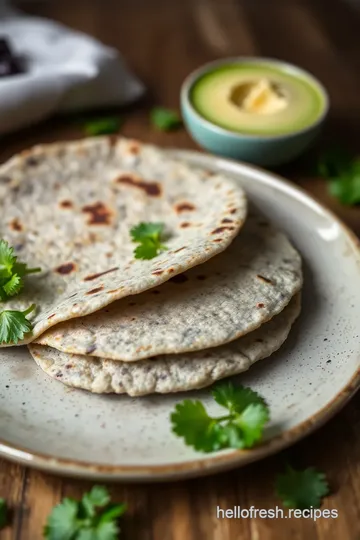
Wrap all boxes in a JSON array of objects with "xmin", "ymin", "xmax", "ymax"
[{"xmin": 181, "ymin": 56, "xmax": 330, "ymax": 141}]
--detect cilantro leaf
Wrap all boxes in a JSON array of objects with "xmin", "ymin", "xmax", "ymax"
[
  {"xmin": 0, "ymin": 304, "xmax": 36, "ymax": 345},
  {"xmin": 44, "ymin": 498, "xmax": 79, "ymax": 540},
  {"xmin": 317, "ymin": 147, "xmax": 360, "ymax": 205},
  {"xmin": 150, "ymin": 107, "xmax": 182, "ymax": 131},
  {"xmin": 2, "ymin": 273, "xmax": 22, "ymax": 297},
  {"xmin": 81, "ymin": 486, "xmax": 110, "ymax": 518},
  {"xmin": 130, "ymin": 222, "xmax": 164, "ymax": 242},
  {"xmin": 275, "ymin": 465, "xmax": 329, "ymax": 509},
  {"xmin": 130, "ymin": 222, "xmax": 168, "ymax": 260},
  {"xmin": 0, "ymin": 498, "xmax": 8, "ymax": 529},
  {"xmin": 233, "ymin": 403, "xmax": 269, "ymax": 448},
  {"xmin": 170, "ymin": 400, "xmax": 227, "ymax": 452},
  {"xmin": 213, "ymin": 382, "xmax": 267, "ymax": 414},
  {"xmin": 170, "ymin": 383, "xmax": 270, "ymax": 453},
  {"xmin": 44, "ymin": 487, "xmax": 126, "ymax": 540},
  {"xmin": 0, "ymin": 240, "xmax": 41, "ymax": 300},
  {"xmin": 84, "ymin": 117, "xmax": 122, "ymax": 136}
]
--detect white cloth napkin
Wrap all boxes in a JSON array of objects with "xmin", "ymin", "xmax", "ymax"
[{"xmin": 0, "ymin": 1, "xmax": 145, "ymax": 136}]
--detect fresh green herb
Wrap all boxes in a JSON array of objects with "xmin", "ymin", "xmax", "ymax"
[
  {"xmin": 317, "ymin": 147, "xmax": 360, "ymax": 205},
  {"xmin": 44, "ymin": 486, "xmax": 126, "ymax": 540},
  {"xmin": 170, "ymin": 382, "xmax": 270, "ymax": 453},
  {"xmin": 0, "ymin": 498, "xmax": 8, "ymax": 529},
  {"xmin": 150, "ymin": 107, "xmax": 182, "ymax": 131},
  {"xmin": 130, "ymin": 222, "xmax": 168, "ymax": 260},
  {"xmin": 84, "ymin": 117, "xmax": 122, "ymax": 136},
  {"xmin": 0, "ymin": 304, "xmax": 36, "ymax": 345},
  {"xmin": 0, "ymin": 240, "xmax": 41, "ymax": 301},
  {"xmin": 275, "ymin": 465, "xmax": 329, "ymax": 509}
]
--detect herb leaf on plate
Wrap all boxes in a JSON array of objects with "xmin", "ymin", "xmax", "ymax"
[
  {"xmin": 84, "ymin": 117, "xmax": 122, "ymax": 136},
  {"xmin": 0, "ymin": 239, "xmax": 41, "ymax": 301},
  {"xmin": 0, "ymin": 498, "xmax": 8, "ymax": 529},
  {"xmin": 170, "ymin": 382, "xmax": 270, "ymax": 453},
  {"xmin": 150, "ymin": 107, "xmax": 182, "ymax": 131},
  {"xmin": 0, "ymin": 304, "xmax": 36, "ymax": 345},
  {"xmin": 275, "ymin": 465, "xmax": 329, "ymax": 509},
  {"xmin": 44, "ymin": 486, "xmax": 126, "ymax": 540},
  {"xmin": 130, "ymin": 222, "xmax": 168, "ymax": 260},
  {"xmin": 317, "ymin": 146, "xmax": 360, "ymax": 205}
]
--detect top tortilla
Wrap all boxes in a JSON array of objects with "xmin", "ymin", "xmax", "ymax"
[
  {"xmin": 0, "ymin": 136, "xmax": 246, "ymax": 345},
  {"xmin": 36, "ymin": 210, "xmax": 303, "ymax": 360}
]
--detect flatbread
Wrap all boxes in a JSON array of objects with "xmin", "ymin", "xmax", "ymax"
[
  {"xmin": 0, "ymin": 136, "xmax": 246, "ymax": 345},
  {"xmin": 29, "ymin": 294, "xmax": 301, "ymax": 396},
  {"xmin": 36, "ymin": 211, "xmax": 302, "ymax": 360}
]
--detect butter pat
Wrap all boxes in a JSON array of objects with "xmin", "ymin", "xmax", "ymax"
[{"xmin": 240, "ymin": 79, "xmax": 287, "ymax": 115}]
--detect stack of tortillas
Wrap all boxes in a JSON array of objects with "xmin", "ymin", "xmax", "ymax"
[{"xmin": 0, "ymin": 137, "xmax": 302, "ymax": 396}]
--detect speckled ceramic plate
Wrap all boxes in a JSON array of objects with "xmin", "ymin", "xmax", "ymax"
[{"xmin": 0, "ymin": 150, "xmax": 359, "ymax": 482}]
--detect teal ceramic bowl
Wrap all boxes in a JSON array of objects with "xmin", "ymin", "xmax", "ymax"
[{"xmin": 181, "ymin": 57, "xmax": 329, "ymax": 167}]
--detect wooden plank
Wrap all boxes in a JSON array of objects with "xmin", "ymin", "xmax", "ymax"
[{"xmin": 0, "ymin": 460, "xmax": 26, "ymax": 540}]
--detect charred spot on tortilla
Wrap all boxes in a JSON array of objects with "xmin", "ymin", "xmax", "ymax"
[
  {"xmin": 47, "ymin": 314, "xmax": 56, "ymax": 319},
  {"xmin": 25, "ymin": 156, "xmax": 39, "ymax": 167},
  {"xmin": 86, "ymin": 286, "xmax": 104, "ymax": 295},
  {"xmin": 84, "ymin": 267, "xmax": 119, "ymax": 282},
  {"xmin": 174, "ymin": 202, "xmax": 195, "ymax": 213},
  {"xmin": 108, "ymin": 134, "xmax": 119, "ymax": 147},
  {"xmin": 257, "ymin": 275, "xmax": 273, "ymax": 285},
  {"xmin": 55, "ymin": 263, "xmax": 77, "ymax": 275},
  {"xmin": 116, "ymin": 174, "xmax": 162, "ymax": 197},
  {"xmin": 60, "ymin": 200, "xmax": 73, "ymax": 209},
  {"xmin": 65, "ymin": 364, "xmax": 74, "ymax": 369},
  {"xmin": 152, "ymin": 270, "xmax": 164, "ymax": 275},
  {"xmin": 168, "ymin": 268, "xmax": 175, "ymax": 273},
  {"xmin": 9, "ymin": 218, "xmax": 23, "ymax": 231},
  {"xmin": 221, "ymin": 218, "xmax": 233, "ymax": 224},
  {"xmin": 230, "ymin": 208, "xmax": 237, "ymax": 215},
  {"xmin": 174, "ymin": 247, "xmax": 186, "ymax": 253},
  {"xmin": 213, "ymin": 238, "xmax": 222, "ymax": 242},
  {"xmin": 180, "ymin": 222, "xmax": 191, "ymax": 228},
  {"xmin": 257, "ymin": 303, "xmax": 265, "ymax": 308},
  {"xmin": 82, "ymin": 202, "xmax": 113, "ymax": 225},
  {"xmin": 86, "ymin": 344, "xmax": 97, "ymax": 354},
  {"xmin": 169, "ymin": 274, "xmax": 188, "ymax": 284},
  {"xmin": 107, "ymin": 289, "xmax": 120, "ymax": 294},
  {"xmin": 211, "ymin": 226, "xmax": 235, "ymax": 234},
  {"xmin": 128, "ymin": 142, "xmax": 140, "ymax": 154}
]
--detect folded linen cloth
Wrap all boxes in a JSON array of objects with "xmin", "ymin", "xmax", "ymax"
[{"xmin": 0, "ymin": 1, "xmax": 144, "ymax": 135}]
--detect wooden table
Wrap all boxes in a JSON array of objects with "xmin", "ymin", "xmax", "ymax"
[{"xmin": 1, "ymin": 1, "xmax": 360, "ymax": 538}]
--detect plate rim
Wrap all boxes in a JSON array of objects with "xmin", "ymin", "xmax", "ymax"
[{"xmin": 1, "ymin": 148, "xmax": 359, "ymax": 481}]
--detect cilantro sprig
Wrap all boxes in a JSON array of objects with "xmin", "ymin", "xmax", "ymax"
[
  {"xmin": 0, "ymin": 498, "xmax": 8, "ymax": 529},
  {"xmin": 170, "ymin": 382, "xmax": 270, "ymax": 453},
  {"xmin": 150, "ymin": 107, "xmax": 182, "ymax": 131},
  {"xmin": 130, "ymin": 222, "xmax": 168, "ymax": 260},
  {"xmin": 84, "ymin": 117, "xmax": 122, "ymax": 136},
  {"xmin": 0, "ymin": 239, "xmax": 41, "ymax": 301},
  {"xmin": 317, "ymin": 146, "xmax": 360, "ymax": 205},
  {"xmin": 0, "ymin": 304, "xmax": 36, "ymax": 345},
  {"xmin": 44, "ymin": 486, "xmax": 126, "ymax": 540},
  {"xmin": 276, "ymin": 465, "xmax": 330, "ymax": 509}
]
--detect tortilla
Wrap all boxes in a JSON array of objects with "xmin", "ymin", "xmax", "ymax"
[
  {"xmin": 0, "ymin": 136, "xmax": 246, "ymax": 346},
  {"xmin": 29, "ymin": 294, "xmax": 301, "ymax": 396},
  {"xmin": 35, "ymin": 211, "xmax": 302, "ymax": 360}
]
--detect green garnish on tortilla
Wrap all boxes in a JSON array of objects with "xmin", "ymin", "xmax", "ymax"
[
  {"xmin": 275, "ymin": 465, "xmax": 330, "ymax": 509},
  {"xmin": 0, "ymin": 304, "xmax": 36, "ymax": 345},
  {"xmin": 170, "ymin": 382, "xmax": 270, "ymax": 452},
  {"xmin": 0, "ymin": 239, "xmax": 41, "ymax": 301},
  {"xmin": 130, "ymin": 222, "xmax": 168, "ymax": 260},
  {"xmin": 150, "ymin": 107, "xmax": 182, "ymax": 131},
  {"xmin": 317, "ymin": 146, "xmax": 360, "ymax": 205}
]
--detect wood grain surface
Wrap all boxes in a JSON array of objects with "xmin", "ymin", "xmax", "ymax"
[{"xmin": 1, "ymin": 0, "xmax": 360, "ymax": 538}]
